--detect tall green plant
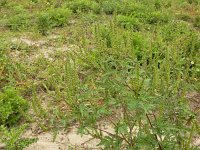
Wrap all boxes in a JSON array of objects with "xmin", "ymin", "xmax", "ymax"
[{"xmin": 69, "ymin": 21, "xmax": 199, "ymax": 149}]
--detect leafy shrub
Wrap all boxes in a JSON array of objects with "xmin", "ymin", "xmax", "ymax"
[
  {"xmin": 117, "ymin": 1, "xmax": 148, "ymax": 16},
  {"xmin": 66, "ymin": 0, "xmax": 100, "ymax": 14},
  {"xmin": 147, "ymin": 11, "xmax": 170, "ymax": 24},
  {"xmin": 116, "ymin": 2, "xmax": 151, "ymax": 22},
  {"xmin": 116, "ymin": 15, "xmax": 141, "ymax": 30},
  {"xmin": 47, "ymin": 8, "xmax": 72, "ymax": 27},
  {"xmin": 0, "ymin": 87, "xmax": 28, "ymax": 126},
  {"xmin": 98, "ymin": 26, "xmax": 112, "ymax": 48},
  {"xmin": 12, "ymin": 4, "xmax": 27, "ymax": 14},
  {"xmin": 7, "ymin": 14, "xmax": 30, "ymax": 31},
  {"xmin": 101, "ymin": 0, "xmax": 120, "ymax": 15},
  {"xmin": 37, "ymin": 12, "xmax": 50, "ymax": 35},
  {"xmin": 37, "ymin": 8, "xmax": 71, "ymax": 35},
  {"xmin": 81, "ymin": 12, "xmax": 99, "ymax": 24}
]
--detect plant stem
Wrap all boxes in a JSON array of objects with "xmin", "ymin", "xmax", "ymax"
[{"xmin": 146, "ymin": 114, "xmax": 163, "ymax": 150}]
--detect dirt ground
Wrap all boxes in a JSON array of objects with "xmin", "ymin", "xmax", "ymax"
[{"xmin": 23, "ymin": 125, "xmax": 101, "ymax": 150}]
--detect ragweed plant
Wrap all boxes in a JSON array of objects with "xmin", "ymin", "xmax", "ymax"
[{"xmin": 68, "ymin": 21, "xmax": 199, "ymax": 149}]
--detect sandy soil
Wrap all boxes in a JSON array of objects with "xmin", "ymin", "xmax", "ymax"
[{"xmin": 23, "ymin": 126, "xmax": 101, "ymax": 150}]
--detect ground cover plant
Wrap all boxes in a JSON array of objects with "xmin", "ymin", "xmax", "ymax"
[{"xmin": 0, "ymin": 0, "xmax": 199, "ymax": 149}]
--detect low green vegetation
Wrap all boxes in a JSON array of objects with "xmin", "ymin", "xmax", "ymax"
[
  {"xmin": 0, "ymin": 87, "xmax": 37, "ymax": 150},
  {"xmin": 37, "ymin": 8, "xmax": 72, "ymax": 35},
  {"xmin": 0, "ymin": 87, "xmax": 28, "ymax": 126},
  {"xmin": 0, "ymin": 0, "xmax": 199, "ymax": 149},
  {"xmin": 0, "ymin": 125, "xmax": 37, "ymax": 150}
]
